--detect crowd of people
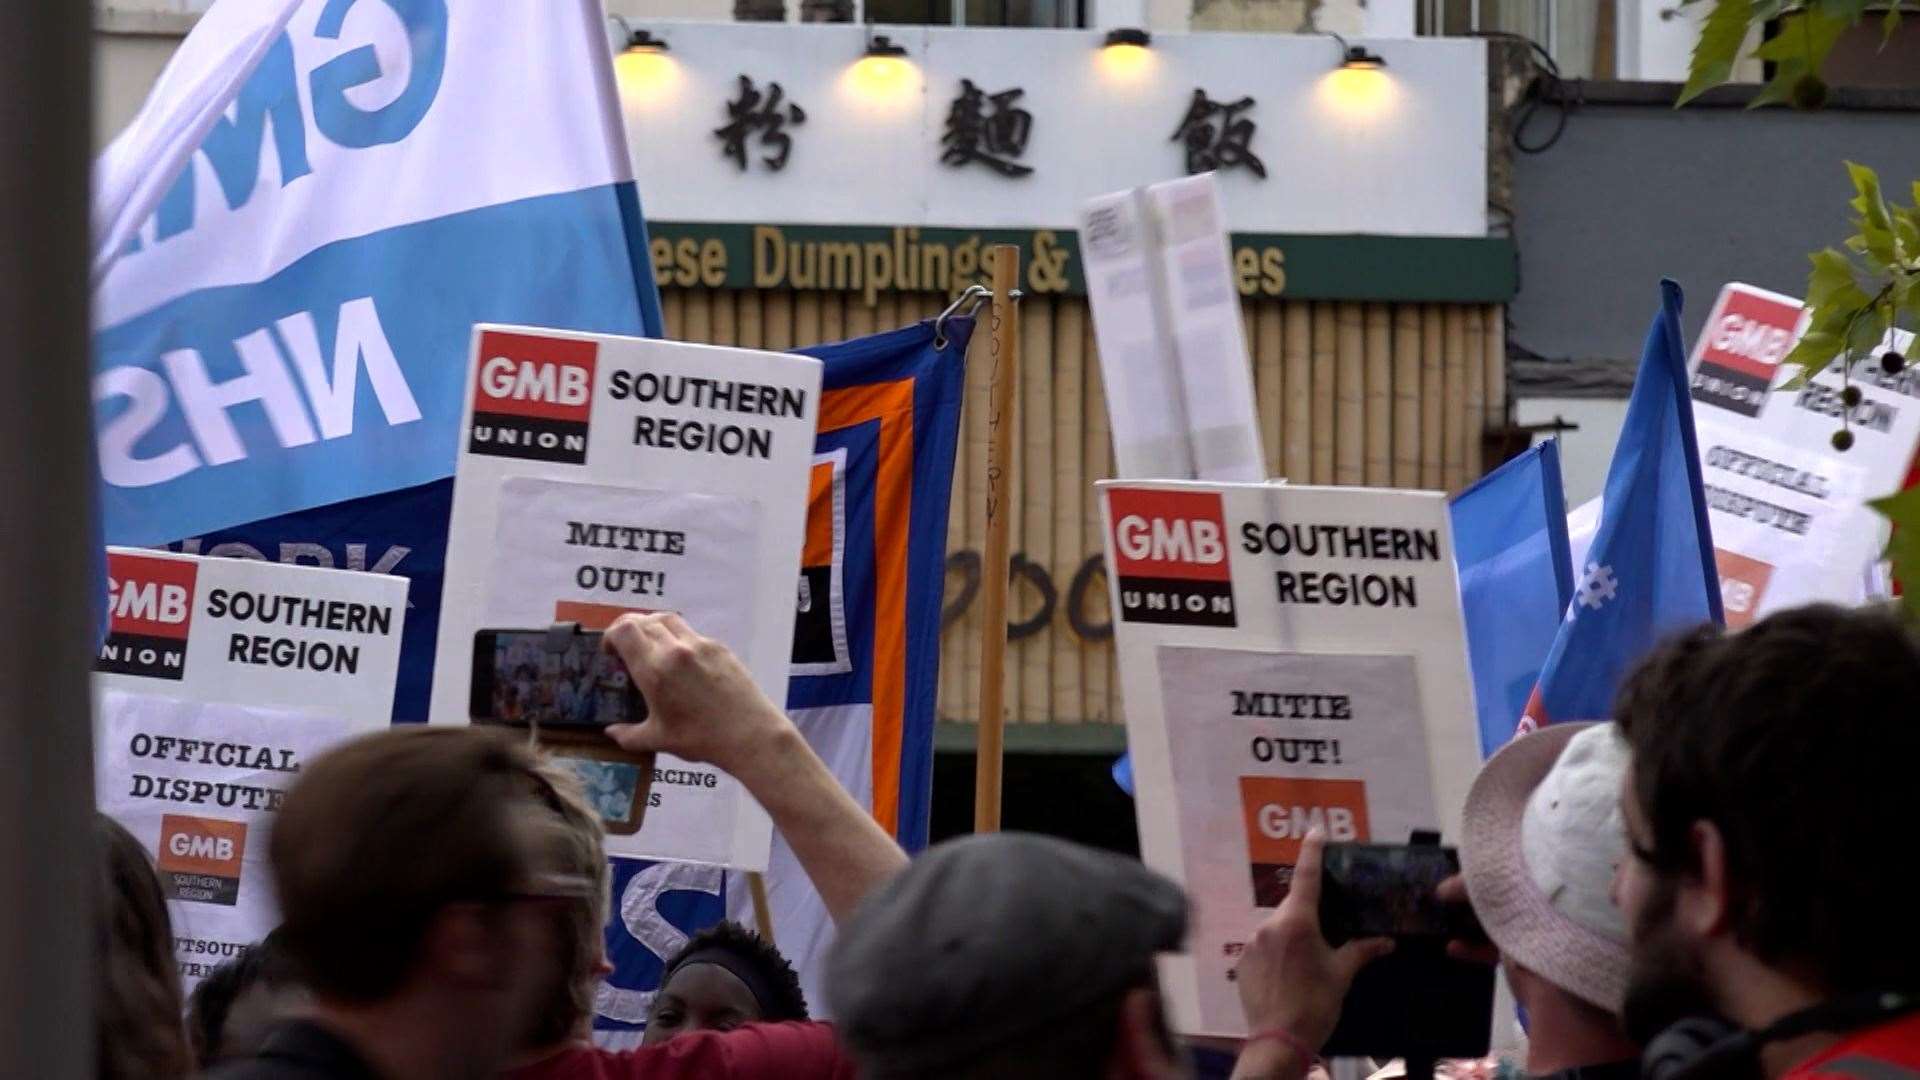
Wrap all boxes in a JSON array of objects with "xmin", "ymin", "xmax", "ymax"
[{"xmin": 92, "ymin": 604, "xmax": 1920, "ymax": 1079}]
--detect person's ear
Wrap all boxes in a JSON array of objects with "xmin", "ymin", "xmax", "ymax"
[
  {"xmin": 422, "ymin": 903, "xmax": 507, "ymax": 988},
  {"xmin": 1677, "ymin": 820, "xmax": 1731, "ymax": 939},
  {"xmin": 1108, "ymin": 986, "xmax": 1185, "ymax": 1079}
]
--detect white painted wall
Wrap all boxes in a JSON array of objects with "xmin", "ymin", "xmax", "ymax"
[
  {"xmin": 1515, "ymin": 396, "xmax": 1629, "ymax": 508},
  {"xmin": 620, "ymin": 22, "xmax": 1487, "ymax": 234}
]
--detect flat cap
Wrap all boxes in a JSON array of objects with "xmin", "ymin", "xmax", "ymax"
[{"xmin": 825, "ymin": 832, "xmax": 1187, "ymax": 1072}]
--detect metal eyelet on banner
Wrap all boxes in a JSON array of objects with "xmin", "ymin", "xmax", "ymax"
[{"xmin": 933, "ymin": 284, "xmax": 993, "ymax": 351}]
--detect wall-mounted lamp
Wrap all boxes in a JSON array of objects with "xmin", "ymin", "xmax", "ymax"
[
  {"xmin": 609, "ymin": 16, "xmax": 680, "ymax": 105},
  {"xmin": 1317, "ymin": 33, "xmax": 1394, "ymax": 118},
  {"xmin": 625, "ymin": 28, "xmax": 670, "ymax": 54},
  {"xmin": 864, "ymin": 33, "xmax": 909, "ymax": 59},
  {"xmin": 1097, "ymin": 26, "xmax": 1154, "ymax": 82},
  {"xmin": 1327, "ymin": 32, "xmax": 1386, "ymax": 70},
  {"xmin": 846, "ymin": 28, "xmax": 917, "ymax": 104}
]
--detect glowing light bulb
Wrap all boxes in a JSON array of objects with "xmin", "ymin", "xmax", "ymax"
[
  {"xmin": 1318, "ymin": 66, "xmax": 1396, "ymax": 119},
  {"xmin": 1098, "ymin": 42, "xmax": 1155, "ymax": 82},
  {"xmin": 614, "ymin": 49, "xmax": 682, "ymax": 106},
  {"xmin": 843, "ymin": 53, "xmax": 917, "ymax": 105}
]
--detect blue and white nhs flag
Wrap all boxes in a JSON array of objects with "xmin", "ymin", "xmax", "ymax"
[{"xmin": 92, "ymin": 0, "xmax": 663, "ymax": 546}]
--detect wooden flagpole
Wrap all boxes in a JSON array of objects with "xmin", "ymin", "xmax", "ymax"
[
  {"xmin": 974, "ymin": 244, "xmax": 1021, "ymax": 833},
  {"xmin": 746, "ymin": 871, "xmax": 776, "ymax": 944}
]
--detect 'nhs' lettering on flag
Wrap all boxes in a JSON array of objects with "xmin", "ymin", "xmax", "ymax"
[{"xmin": 96, "ymin": 297, "xmax": 420, "ymax": 488}]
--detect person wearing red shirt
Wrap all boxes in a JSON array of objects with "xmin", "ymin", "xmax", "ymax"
[{"xmin": 504, "ymin": 613, "xmax": 902, "ymax": 1080}]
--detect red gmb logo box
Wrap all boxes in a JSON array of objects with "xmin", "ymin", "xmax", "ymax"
[
  {"xmin": 1106, "ymin": 488, "xmax": 1236, "ymax": 627},
  {"xmin": 97, "ymin": 552, "xmax": 198, "ymax": 680},
  {"xmin": 469, "ymin": 330, "xmax": 598, "ymax": 465}
]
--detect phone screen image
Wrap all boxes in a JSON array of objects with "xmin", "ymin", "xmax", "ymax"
[
  {"xmin": 475, "ymin": 629, "xmax": 644, "ymax": 728},
  {"xmin": 1320, "ymin": 843, "xmax": 1460, "ymax": 941}
]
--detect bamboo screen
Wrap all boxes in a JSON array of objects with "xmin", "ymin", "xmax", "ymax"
[{"xmin": 659, "ymin": 288, "xmax": 1507, "ymax": 726}]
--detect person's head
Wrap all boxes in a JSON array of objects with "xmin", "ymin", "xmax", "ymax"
[
  {"xmin": 1462, "ymin": 722, "xmax": 1632, "ymax": 1017},
  {"xmin": 522, "ymin": 755, "xmax": 613, "ymax": 1051},
  {"xmin": 94, "ymin": 813, "xmax": 192, "ymax": 1080},
  {"xmin": 269, "ymin": 727, "xmax": 597, "ymax": 1072},
  {"xmin": 1611, "ymin": 604, "xmax": 1920, "ymax": 1042},
  {"xmin": 642, "ymin": 921, "xmax": 808, "ymax": 1045},
  {"xmin": 185, "ymin": 929, "xmax": 308, "ymax": 1068},
  {"xmin": 827, "ymin": 832, "xmax": 1190, "ymax": 1080}
]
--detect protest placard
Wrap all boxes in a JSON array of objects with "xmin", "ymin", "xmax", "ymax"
[
  {"xmin": 1100, "ymin": 481, "xmax": 1479, "ymax": 1037},
  {"xmin": 95, "ymin": 691, "xmax": 358, "ymax": 990},
  {"xmin": 429, "ymin": 325, "xmax": 821, "ymax": 870},
  {"xmin": 93, "ymin": 548, "xmax": 407, "ymax": 989},
  {"xmin": 1082, "ymin": 175, "xmax": 1263, "ymax": 482},
  {"xmin": 95, "ymin": 547, "xmax": 408, "ymax": 723},
  {"xmin": 1687, "ymin": 283, "xmax": 1920, "ymax": 625}
]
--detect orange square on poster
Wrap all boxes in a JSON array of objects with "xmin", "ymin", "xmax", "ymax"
[
  {"xmin": 1714, "ymin": 548, "xmax": 1774, "ymax": 630},
  {"xmin": 157, "ymin": 814, "xmax": 247, "ymax": 879},
  {"xmin": 1238, "ymin": 776, "xmax": 1370, "ymax": 866}
]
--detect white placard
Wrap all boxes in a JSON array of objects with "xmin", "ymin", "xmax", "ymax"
[
  {"xmin": 1160, "ymin": 647, "xmax": 1436, "ymax": 1027},
  {"xmin": 96, "ymin": 690, "xmax": 357, "ymax": 992},
  {"xmin": 1083, "ymin": 175, "xmax": 1265, "ymax": 483},
  {"xmin": 1081, "ymin": 189, "xmax": 1195, "ymax": 480},
  {"xmin": 1687, "ymin": 283, "xmax": 1920, "ymax": 626},
  {"xmin": 95, "ymin": 547, "xmax": 408, "ymax": 726},
  {"xmin": 1100, "ymin": 480, "xmax": 1479, "ymax": 1037},
  {"xmin": 430, "ymin": 324, "xmax": 821, "ymax": 871},
  {"xmin": 1146, "ymin": 174, "xmax": 1265, "ymax": 482}
]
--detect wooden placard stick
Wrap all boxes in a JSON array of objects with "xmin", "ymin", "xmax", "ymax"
[{"xmin": 974, "ymin": 244, "xmax": 1021, "ymax": 833}]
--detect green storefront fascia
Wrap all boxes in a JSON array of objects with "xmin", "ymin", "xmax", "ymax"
[{"xmin": 646, "ymin": 221, "xmax": 1519, "ymax": 306}]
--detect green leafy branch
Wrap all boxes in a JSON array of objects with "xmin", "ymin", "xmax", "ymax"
[
  {"xmin": 1679, "ymin": 0, "xmax": 1903, "ymax": 108},
  {"xmin": 1678, "ymin": 5, "xmax": 1920, "ymax": 619}
]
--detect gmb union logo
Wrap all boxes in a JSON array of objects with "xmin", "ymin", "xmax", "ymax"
[
  {"xmin": 97, "ymin": 553, "xmax": 197, "ymax": 681},
  {"xmin": 1106, "ymin": 488, "xmax": 1236, "ymax": 628},
  {"xmin": 157, "ymin": 815, "xmax": 248, "ymax": 907},
  {"xmin": 469, "ymin": 330, "xmax": 599, "ymax": 465},
  {"xmin": 1692, "ymin": 291, "xmax": 1799, "ymax": 419}
]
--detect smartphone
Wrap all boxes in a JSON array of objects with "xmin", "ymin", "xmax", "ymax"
[
  {"xmin": 469, "ymin": 626, "xmax": 648, "ymax": 728},
  {"xmin": 1318, "ymin": 842, "xmax": 1479, "ymax": 944}
]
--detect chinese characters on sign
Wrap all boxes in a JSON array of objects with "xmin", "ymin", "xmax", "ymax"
[
  {"xmin": 1170, "ymin": 89, "xmax": 1266, "ymax": 179},
  {"xmin": 941, "ymin": 79, "xmax": 1035, "ymax": 178},
  {"xmin": 715, "ymin": 75, "xmax": 808, "ymax": 172},
  {"xmin": 710, "ymin": 77, "xmax": 1266, "ymax": 182}
]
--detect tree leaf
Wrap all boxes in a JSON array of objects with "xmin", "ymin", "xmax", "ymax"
[
  {"xmin": 1682, "ymin": 0, "xmax": 1756, "ymax": 104},
  {"xmin": 1751, "ymin": 8, "xmax": 1853, "ymax": 107},
  {"xmin": 1781, "ymin": 327, "xmax": 1845, "ymax": 386},
  {"xmin": 1867, "ymin": 483, "xmax": 1920, "ymax": 624},
  {"xmin": 1887, "ymin": 4, "xmax": 1906, "ymax": 43},
  {"xmin": 1818, "ymin": 0, "xmax": 1875, "ymax": 24},
  {"xmin": 1847, "ymin": 161, "xmax": 1895, "ymax": 236},
  {"xmin": 1894, "ymin": 206, "xmax": 1920, "ymax": 263},
  {"xmin": 1806, "ymin": 247, "xmax": 1870, "ymax": 309}
]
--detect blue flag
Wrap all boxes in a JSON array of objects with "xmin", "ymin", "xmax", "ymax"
[
  {"xmin": 1524, "ymin": 281, "xmax": 1722, "ymax": 729},
  {"xmin": 1450, "ymin": 440, "xmax": 1574, "ymax": 757}
]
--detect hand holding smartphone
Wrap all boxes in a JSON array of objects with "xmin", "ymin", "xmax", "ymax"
[{"xmin": 469, "ymin": 624, "xmax": 655, "ymax": 834}]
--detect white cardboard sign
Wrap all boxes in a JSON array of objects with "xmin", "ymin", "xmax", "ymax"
[
  {"xmin": 1687, "ymin": 283, "xmax": 1920, "ymax": 626},
  {"xmin": 94, "ymin": 547, "xmax": 408, "ymax": 724},
  {"xmin": 1083, "ymin": 174, "xmax": 1264, "ymax": 483},
  {"xmin": 1099, "ymin": 481, "xmax": 1480, "ymax": 1037},
  {"xmin": 430, "ymin": 324, "xmax": 821, "ymax": 871},
  {"xmin": 91, "ymin": 548, "xmax": 407, "ymax": 989},
  {"xmin": 95, "ymin": 691, "xmax": 359, "ymax": 991}
]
